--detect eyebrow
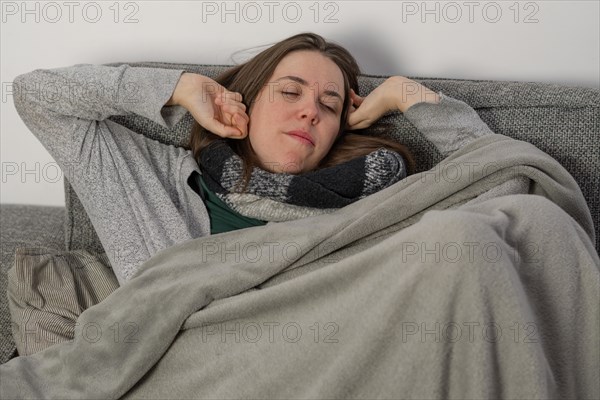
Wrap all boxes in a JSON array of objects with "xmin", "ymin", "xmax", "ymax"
[{"xmin": 274, "ymin": 75, "xmax": 343, "ymax": 102}]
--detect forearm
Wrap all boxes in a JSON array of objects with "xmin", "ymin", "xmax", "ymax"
[{"xmin": 165, "ymin": 72, "xmax": 198, "ymax": 107}]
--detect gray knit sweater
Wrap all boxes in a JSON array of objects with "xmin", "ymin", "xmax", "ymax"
[{"xmin": 12, "ymin": 64, "xmax": 525, "ymax": 285}]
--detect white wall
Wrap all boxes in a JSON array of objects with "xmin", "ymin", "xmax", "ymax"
[{"xmin": 1, "ymin": 0, "xmax": 598, "ymax": 207}]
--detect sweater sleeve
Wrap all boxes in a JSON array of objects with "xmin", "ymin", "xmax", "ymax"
[
  {"xmin": 402, "ymin": 92, "xmax": 493, "ymax": 158},
  {"xmin": 12, "ymin": 64, "xmax": 188, "ymax": 170}
]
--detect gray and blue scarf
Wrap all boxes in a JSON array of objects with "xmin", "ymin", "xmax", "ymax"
[{"xmin": 198, "ymin": 140, "xmax": 406, "ymax": 222}]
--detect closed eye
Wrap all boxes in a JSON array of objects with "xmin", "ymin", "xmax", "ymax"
[
  {"xmin": 282, "ymin": 92, "xmax": 336, "ymax": 113},
  {"xmin": 321, "ymin": 103, "xmax": 336, "ymax": 112}
]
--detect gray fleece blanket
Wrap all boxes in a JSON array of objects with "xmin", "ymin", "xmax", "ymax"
[{"xmin": 1, "ymin": 133, "xmax": 598, "ymax": 399}]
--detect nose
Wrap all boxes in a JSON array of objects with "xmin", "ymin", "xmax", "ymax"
[{"xmin": 297, "ymin": 96, "xmax": 319, "ymax": 124}]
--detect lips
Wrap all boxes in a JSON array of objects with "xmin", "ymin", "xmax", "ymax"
[{"xmin": 286, "ymin": 130, "xmax": 315, "ymax": 146}]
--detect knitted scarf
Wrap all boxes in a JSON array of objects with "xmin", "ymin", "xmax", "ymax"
[{"xmin": 198, "ymin": 140, "xmax": 407, "ymax": 222}]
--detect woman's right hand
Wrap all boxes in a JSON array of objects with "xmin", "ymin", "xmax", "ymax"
[{"xmin": 167, "ymin": 72, "xmax": 249, "ymax": 138}]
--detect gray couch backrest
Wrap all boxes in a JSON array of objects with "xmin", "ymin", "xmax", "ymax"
[{"xmin": 64, "ymin": 62, "xmax": 600, "ymax": 254}]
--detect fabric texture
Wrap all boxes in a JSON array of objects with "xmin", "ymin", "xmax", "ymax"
[
  {"xmin": 6, "ymin": 248, "xmax": 117, "ymax": 357},
  {"xmin": 198, "ymin": 139, "xmax": 406, "ymax": 222},
  {"xmin": 1, "ymin": 133, "xmax": 597, "ymax": 399}
]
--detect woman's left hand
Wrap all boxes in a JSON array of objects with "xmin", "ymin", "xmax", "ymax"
[
  {"xmin": 346, "ymin": 77, "xmax": 400, "ymax": 130},
  {"xmin": 346, "ymin": 76, "xmax": 440, "ymax": 130}
]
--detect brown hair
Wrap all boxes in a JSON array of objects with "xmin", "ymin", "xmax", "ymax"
[{"xmin": 188, "ymin": 32, "xmax": 415, "ymax": 189}]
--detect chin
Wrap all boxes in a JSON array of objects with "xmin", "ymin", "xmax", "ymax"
[
  {"xmin": 273, "ymin": 155, "xmax": 311, "ymax": 174},
  {"xmin": 278, "ymin": 163, "xmax": 304, "ymax": 174}
]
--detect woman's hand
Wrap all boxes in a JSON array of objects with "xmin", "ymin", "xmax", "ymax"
[
  {"xmin": 167, "ymin": 73, "xmax": 249, "ymax": 138},
  {"xmin": 346, "ymin": 79, "xmax": 398, "ymax": 130},
  {"xmin": 346, "ymin": 76, "xmax": 440, "ymax": 130}
]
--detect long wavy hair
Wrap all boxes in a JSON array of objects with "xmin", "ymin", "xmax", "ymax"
[{"xmin": 187, "ymin": 32, "xmax": 415, "ymax": 189}]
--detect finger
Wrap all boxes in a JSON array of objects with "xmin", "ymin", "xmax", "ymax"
[
  {"xmin": 346, "ymin": 113, "xmax": 363, "ymax": 130},
  {"xmin": 218, "ymin": 113, "xmax": 247, "ymax": 138},
  {"xmin": 203, "ymin": 119, "xmax": 228, "ymax": 137},
  {"xmin": 234, "ymin": 112, "xmax": 249, "ymax": 136},
  {"xmin": 220, "ymin": 106, "xmax": 249, "ymax": 136},
  {"xmin": 347, "ymin": 106, "xmax": 373, "ymax": 130},
  {"xmin": 231, "ymin": 114, "xmax": 249, "ymax": 137},
  {"xmin": 200, "ymin": 106, "xmax": 240, "ymax": 138},
  {"xmin": 346, "ymin": 105, "xmax": 364, "ymax": 126},
  {"xmin": 220, "ymin": 92, "xmax": 246, "ymax": 108},
  {"xmin": 222, "ymin": 91, "xmax": 243, "ymax": 104},
  {"xmin": 350, "ymin": 89, "xmax": 364, "ymax": 106},
  {"xmin": 220, "ymin": 102, "xmax": 247, "ymax": 116},
  {"xmin": 346, "ymin": 101, "xmax": 355, "ymax": 114},
  {"xmin": 219, "ymin": 96, "xmax": 247, "ymax": 130},
  {"xmin": 346, "ymin": 121, "xmax": 367, "ymax": 130},
  {"xmin": 230, "ymin": 91, "xmax": 243, "ymax": 103},
  {"xmin": 209, "ymin": 118, "xmax": 245, "ymax": 139}
]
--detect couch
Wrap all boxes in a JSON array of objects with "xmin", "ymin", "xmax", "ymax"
[{"xmin": 1, "ymin": 62, "xmax": 598, "ymax": 366}]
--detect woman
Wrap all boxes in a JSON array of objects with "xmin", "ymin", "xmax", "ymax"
[
  {"xmin": 12, "ymin": 32, "xmax": 495, "ymax": 286},
  {"xmin": 170, "ymin": 32, "xmax": 441, "ymax": 236}
]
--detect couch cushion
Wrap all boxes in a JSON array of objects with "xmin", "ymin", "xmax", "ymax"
[
  {"xmin": 0, "ymin": 205, "xmax": 65, "ymax": 364},
  {"xmin": 63, "ymin": 62, "xmax": 600, "ymax": 254},
  {"xmin": 7, "ymin": 247, "xmax": 117, "ymax": 357}
]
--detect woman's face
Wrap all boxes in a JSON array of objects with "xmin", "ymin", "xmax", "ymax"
[{"xmin": 248, "ymin": 50, "xmax": 345, "ymax": 174}]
